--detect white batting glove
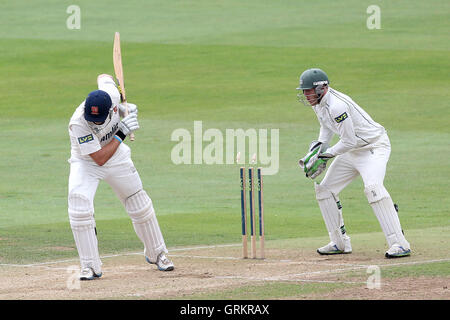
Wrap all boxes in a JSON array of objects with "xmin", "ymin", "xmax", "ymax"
[
  {"xmin": 118, "ymin": 113, "xmax": 139, "ymax": 136},
  {"xmin": 118, "ymin": 102, "xmax": 138, "ymax": 118}
]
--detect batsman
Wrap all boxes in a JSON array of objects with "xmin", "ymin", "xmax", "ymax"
[
  {"xmin": 297, "ymin": 68, "xmax": 411, "ymax": 258},
  {"xmin": 67, "ymin": 74, "xmax": 174, "ymax": 280}
]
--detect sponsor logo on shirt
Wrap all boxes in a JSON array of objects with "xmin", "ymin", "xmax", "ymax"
[
  {"xmin": 100, "ymin": 123, "xmax": 119, "ymax": 143},
  {"xmin": 334, "ymin": 112, "xmax": 348, "ymax": 123},
  {"xmin": 78, "ymin": 134, "xmax": 94, "ymax": 144}
]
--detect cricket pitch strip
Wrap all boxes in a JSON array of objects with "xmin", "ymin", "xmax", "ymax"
[{"xmin": 0, "ymin": 242, "xmax": 449, "ymax": 300}]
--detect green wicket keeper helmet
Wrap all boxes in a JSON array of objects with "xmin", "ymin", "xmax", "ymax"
[{"xmin": 296, "ymin": 68, "xmax": 329, "ymax": 106}]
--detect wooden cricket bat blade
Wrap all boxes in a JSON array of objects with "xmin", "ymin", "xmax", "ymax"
[{"xmin": 113, "ymin": 32, "xmax": 135, "ymax": 141}]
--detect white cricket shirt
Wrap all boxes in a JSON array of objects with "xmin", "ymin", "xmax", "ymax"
[
  {"xmin": 312, "ymin": 87, "xmax": 386, "ymax": 156},
  {"xmin": 68, "ymin": 75, "xmax": 122, "ymax": 162}
]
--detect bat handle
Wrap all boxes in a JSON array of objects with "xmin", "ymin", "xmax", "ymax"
[{"xmin": 122, "ymin": 100, "xmax": 135, "ymax": 141}]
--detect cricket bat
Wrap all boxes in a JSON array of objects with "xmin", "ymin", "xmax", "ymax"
[{"xmin": 113, "ymin": 32, "xmax": 135, "ymax": 141}]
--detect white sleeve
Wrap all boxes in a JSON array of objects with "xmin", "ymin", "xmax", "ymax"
[
  {"xmin": 70, "ymin": 124, "xmax": 101, "ymax": 156},
  {"xmin": 318, "ymin": 124, "xmax": 334, "ymax": 145},
  {"xmin": 97, "ymin": 74, "xmax": 121, "ymax": 107},
  {"xmin": 326, "ymin": 104, "xmax": 357, "ymax": 156},
  {"xmin": 313, "ymin": 109, "xmax": 334, "ymax": 145}
]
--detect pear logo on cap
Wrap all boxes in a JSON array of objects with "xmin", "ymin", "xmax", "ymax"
[
  {"xmin": 84, "ymin": 90, "xmax": 112, "ymax": 122},
  {"xmin": 91, "ymin": 106, "xmax": 99, "ymax": 115}
]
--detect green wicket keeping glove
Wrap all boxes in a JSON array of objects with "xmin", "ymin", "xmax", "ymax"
[
  {"xmin": 305, "ymin": 158, "xmax": 328, "ymax": 179},
  {"xmin": 299, "ymin": 141, "xmax": 322, "ymax": 171}
]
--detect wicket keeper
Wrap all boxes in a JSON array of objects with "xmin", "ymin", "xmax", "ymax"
[{"xmin": 297, "ymin": 68, "xmax": 411, "ymax": 258}]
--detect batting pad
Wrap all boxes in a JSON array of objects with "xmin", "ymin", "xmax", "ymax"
[
  {"xmin": 125, "ymin": 190, "xmax": 167, "ymax": 262},
  {"xmin": 364, "ymin": 184, "xmax": 410, "ymax": 249},
  {"xmin": 68, "ymin": 193, "xmax": 102, "ymax": 272},
  {"xmin": 315, "ymin": 183, "xmax": 346, "ymax": 250}
]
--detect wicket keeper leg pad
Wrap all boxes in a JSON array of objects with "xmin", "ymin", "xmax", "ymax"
[
  {"xmin": 364, "ymin": 184, "xmax": 390, "ymax": 203},
  {"xmin": 314, "ymin": 183, "xmax": 345, "ymax": 249},
  {"xmin": 364, "ymin": 184, "xmax": 408, "ymax": 248},
  {"xmin": 125, "ymin": 190, "xmax": 167, "ymax": 262}
]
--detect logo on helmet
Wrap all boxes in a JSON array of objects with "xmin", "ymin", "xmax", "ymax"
[
  {"xmin": 91, "ymin": 106, "xmax": 99, "ymax": 115},
  {"xmin": 313, "ymin": 80, "xmax": 329, "ymax": 86}
]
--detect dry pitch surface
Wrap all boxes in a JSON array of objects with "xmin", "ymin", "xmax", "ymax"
[{"xmin": 1, "ymin": 241, "xmax": 449, "ymax": 300}]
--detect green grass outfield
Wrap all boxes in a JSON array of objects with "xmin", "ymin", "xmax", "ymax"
[{"xmin": 0, "ymin": 0, "xmax": 449, "ymax": 289}]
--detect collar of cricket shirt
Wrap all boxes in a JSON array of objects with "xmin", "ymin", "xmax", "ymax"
[{"xmin": 318, "ymin": 88, "xmax": 331, "ymax": 108}]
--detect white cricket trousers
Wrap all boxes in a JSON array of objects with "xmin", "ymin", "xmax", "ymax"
[
  {"xmin": 321, "ymin": 133, "xmax": 391, "ymax": 192},
  {"xmin": 68, "ymin": 143, "xmax": 142, "ymax": 204},
  {"xmin": 316, "ymin": 133, "xmax": 410, "ymax": 250},
  {"xmin": 68, "ymin": 143, "xmax": 168, "ymax": 271}
]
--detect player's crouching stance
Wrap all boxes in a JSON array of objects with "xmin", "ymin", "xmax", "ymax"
[
  {"xmin": 68, "ymin": 74, "xmax": 174, "ymax": 280},
  {"xmin": 297, "ymin": 68, "xmax": 411, "ymax": 259}
]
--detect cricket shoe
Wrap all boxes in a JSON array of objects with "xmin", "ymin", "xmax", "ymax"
[
  {"xmin": 317, "ymin": 237, "xmax": 352, "ymax": 255},
  {"xmin": 146, "ymin": 252, "xmax": 174, "ymax": 271},
  {"xmin": 385, "ymin": 244, "xmax": 411, "ymax": 259},
  {"xmin": 79, "ymin": 267, "xmax": 102, "ymax": 281}
]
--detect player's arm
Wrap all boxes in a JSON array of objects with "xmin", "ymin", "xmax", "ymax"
[
  {"xmin": 299, "ymin": 116, "xmax": 333, "ymax": 170},
  {"xmin": 97, "ymin": 74, "xmax": 138, "ymax": 118},
  {"xmin": 318, "ymin": 124, "xmax": 333, "ymax": 146},
  {"xmin": 89, "ymin": 113, "xmax": 140, "ymax": 166},
  {"xmin": 321, "ymin": 105, "xmax": 357, "ymax": 158},
  {"xmin": 89, "ymin": 138, "xmax": 121, "ymax": 166},
  {"xmin": 97, "ymin": 74, "xmax": 121, "ymax": 106}
]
